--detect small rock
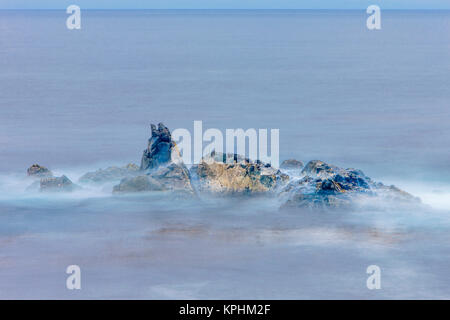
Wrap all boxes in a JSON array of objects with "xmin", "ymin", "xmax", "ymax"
[
  {"xmin": 40, "ymin": 175, "xmax": 78, "ymax": 192},
  {"xmin": 27, "ymin": 164, "xmax": 53, "ymax": 178},
  {"xmin": 113, "ymin": 162, "xmax": 194, "ymax": 194},
  {"xmin": 151, "ymin": 163, "xmax": 194, "ymax": 192}
]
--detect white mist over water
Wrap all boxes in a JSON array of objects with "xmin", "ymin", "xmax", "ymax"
[
  {"xmin": 0, "ymin": 167, "xmax": 449, "ymax": 299},
  {"xmin": 0, "ymin": 10, "xmax": 449, "ymax": 299}
]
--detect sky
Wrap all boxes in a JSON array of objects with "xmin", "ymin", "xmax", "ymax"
[{"xmin": 0, "ymin": 0, "xmax": 449, "ymax": 10}]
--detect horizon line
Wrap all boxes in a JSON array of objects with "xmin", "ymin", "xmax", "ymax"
[{"xmin": 1, "ymin": 8, "xmax": 450, "ymax": 11}]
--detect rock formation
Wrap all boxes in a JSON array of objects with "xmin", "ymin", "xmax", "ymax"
[
  {"xmin": 281, "ymin": 160, "xmax": 420, "ymax": 209},
  {"xmin": 26, "ymin": 164, "xmax": 79, "ymax": 192},
  {"xmin": 113, "ymin": 123, "xmax": 193, "ymax": 194},
  {"xmin": 113, "ymin": 163, "xmax": 193, "ymax": 194},
  {"xmin": 40, "ymin": 175, "xmax": 78, "ymax": 192},
  {"xmin": 150, "ymin": 163, "xmax": 193, "ymax": 192},
  {"xmin": 190, "ymin": 151, "xmax": 289, "ymax": 194},
  {"xmin": 27, "ymin": 123, "xmax": 421, "ymax": 211}
]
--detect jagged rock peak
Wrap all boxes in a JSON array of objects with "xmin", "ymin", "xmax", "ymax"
[
  {"xmin": 112, "ymin": 123, "xmax": 194, "ymax": 195},
  {"xmin": 281, "ymin": 160, "xmax": 420, "ymax": 209},
  {"xmin": 150, "ymin": 123, "xmax": 171, "ymax": 144}
]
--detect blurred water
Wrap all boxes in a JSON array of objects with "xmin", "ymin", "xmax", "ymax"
[
  {"xmin": 0, "ymin": 10, "xmax": 449, "ymax": 299},
  {"xmin": 0, "ymin": 181, "xmax": 449, "ymax": 299}
]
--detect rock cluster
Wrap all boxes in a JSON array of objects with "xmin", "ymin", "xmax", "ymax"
[
  {"xmin": 190, "ymin": 151, "xmax": 288, "ymax": 194},
  {"xmin": 280, "ymin": 160, "xmax": 420, "ymax": 209},
  {"xmin": 26, "ymin": 164, "xmax": 80, "ymax": 192},
  {"xmin": 26, "ymin": 123, "xmax": 421, "ymax": 210},
  {"xmin": 113, "ymin": 123, "xmax": 193, "ymax": 194}
]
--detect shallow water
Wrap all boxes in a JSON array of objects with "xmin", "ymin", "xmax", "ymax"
[{"xmin": 0, "ymin": 10, "xmax": 449, "ymax": 299}]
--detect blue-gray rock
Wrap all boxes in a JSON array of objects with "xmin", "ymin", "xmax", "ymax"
[
  {"xmin": 141, "ymin": 123, "xmax": 182, "ymax": 170},
  {"xmin": 281, "ymin": 160, "xmax": 420, "ymax": 209},
  {"xmin": 27, "ymin": 164, "xmax": 53, "ymax": 178},
  {"xmin": 280, "ymin": 159, "xmax": 304, "ymax": 170},
  {"xmin": 113, "ymin": 163, "xmax": 194, "ymax": 194},
  {"xmin": 114, "ymin": 123, "xmax": 193, "ymax": 194}
]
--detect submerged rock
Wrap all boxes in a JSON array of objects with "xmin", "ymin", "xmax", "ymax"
[
  {"xmin": 79, "ymin": 163, "xmax": 140, "ymax": 184},
  {"xmin": 280, "ymin": 159, "xmax": 304, "ymax": 170},
  {"xmin": 281, "ymin": 160, "xmax": 420, "ymax": 209},
  {"xmin": 40, "ymin": 175, "xmax": 78, "ymax": 192},
  {"xmin": 113, "ymin": 175, "xmax": 165, "ymax": 193},
  {"xmin": 27, "ymin": 164, "xmax": 53, "ymax": 178},
  {"xmin": 190, "ymin": 151, "xmax": 289, "ymax": 194}
]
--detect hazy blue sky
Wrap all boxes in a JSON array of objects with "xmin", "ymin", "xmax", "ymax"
[{"xmin": 0, "ymin": 0, "xmax": 449, "ymax": 10}]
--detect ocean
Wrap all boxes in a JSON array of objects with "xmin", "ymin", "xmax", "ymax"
[{"xmin": 0, "ymin": 10, "xmax": 449, "ymax": 299}]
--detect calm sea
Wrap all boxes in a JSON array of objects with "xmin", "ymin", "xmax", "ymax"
[
  {"xmin": 0, "ymin": 10, "xmax": 449, "ymax": 181},
  {"xmin": 0, "ymin": 10, "xmax": 449, "ymax": 299}
]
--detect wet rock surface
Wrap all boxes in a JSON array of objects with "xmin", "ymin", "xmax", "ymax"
[{"xmin": 281, "ymin": 160, "xmax": 420, "ymax": 209}]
